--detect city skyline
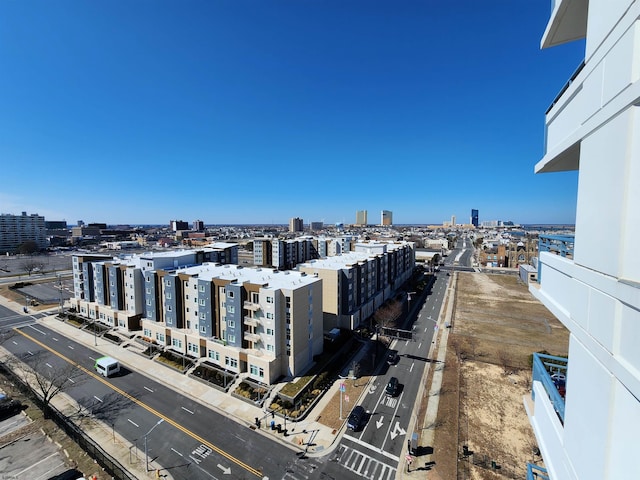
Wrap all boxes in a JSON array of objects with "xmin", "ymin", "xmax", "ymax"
[{"xmin": 0, "ymin": 2, "xmax": 583, "ymax": 225}]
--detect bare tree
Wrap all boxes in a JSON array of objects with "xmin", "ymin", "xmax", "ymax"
[
  {"xmin": 497, "ymin": 350, "xmax": 513, "ymax": 375},
  {"xmin": 20, "ymin": 257, "xmax": 45, "ymax": 276},
  {"xmin": 373, "ymin": 299, "xmax": 403, "ymax": 346},
  {"xmin": 6, "ymin": 350, "xmax": 85, "ymax": 418},
  {"xmin": 373, "ymin": 299, "xmax": 402, "ymax": 331}
]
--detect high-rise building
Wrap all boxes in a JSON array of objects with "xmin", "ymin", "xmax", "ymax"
[
  {"xmin": 381, "ymin": 210, "xmax": 392, "ymax": 226},
  {"xmin": 355, "ymin": 210, "xmax": 368, "ymax": 226},
  {"xmin": 310, "ymin": 221, "xmax": 324, "ymax": 231},
  {"xmin": 450, "ymin": 215, "xmax": 456, "ymax": 227},
  {"xmin": 193, "ymin": 219, "xmax": 205, "ymax": 232},
  {"xmin": 524, "ymin": 3, "xmax": 640, "ymax": 480},
  {"xmin": 471, "ymin": 209, "xmax": 479, "ymax": 227},
  {"xmin": 0, "ymin": 212, "xmax": 47, "ymax": 253},
  {"xmin": 170, "ymin": 220, "xmax": 189, "ymax": 231},
  {"xmin": 289, "ymin": 217, "xmax": 303, "ymax": 232}
]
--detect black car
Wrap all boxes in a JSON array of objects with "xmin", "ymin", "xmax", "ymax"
[
  {"xmin": 386, "ymin": 376, "xmax": 400, "ymax": 397},
  {"xmin": 347, "ymin": 405, "xmax": 366, "ymax": 431},
  {"xmin": 387, "ymin": 351, "xmax": 399, "ymax": 365}
]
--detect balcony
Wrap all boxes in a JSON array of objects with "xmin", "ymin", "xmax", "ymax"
[
  {"xmin": 244, "ymin": 316, "xmax": 259, "ymax": 327},
  {"xmin": 531, "ymin": 352, "xmax": 568, "ymax": 424},
  {"xmin": 243, "ymin": 300, "xmax": 260, "ymax": 311},
  {"xmin": 527, "ymin": 463, "xmax": 549, "ymax": 480},
  {"xmin": 537, "ymin": 235, "xmax": 574, "ymax": 283},
  {"xmin": 244, "ymin": 331, "xmax": 261, "ymax": 343}
]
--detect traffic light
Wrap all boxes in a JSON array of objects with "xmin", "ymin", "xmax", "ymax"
[{"xmin": 255, "ymin": 417, "xmax": 260, "ymax": 428}]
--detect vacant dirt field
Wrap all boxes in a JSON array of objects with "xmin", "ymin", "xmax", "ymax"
[{"xmin": 432, "ymin": 272, "xmax": 569, "ymax": 480}]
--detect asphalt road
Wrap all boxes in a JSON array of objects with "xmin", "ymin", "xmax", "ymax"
[{"xmin": 2, "ymin": 323, "xmax": 317, "ymax": 480}]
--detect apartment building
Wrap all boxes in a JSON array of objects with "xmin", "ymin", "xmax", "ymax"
[
  {"xmin": 298, "ymin": 241, "xmax": 415, "ymax": 330},
  {"xmin": 141, "ymin": 264, "xmax": 323, "ymax": 384},
  {"xmin": 0, "ymin": 212, "xmax": 47, "ymax": 253},
  {"xmin": 289, "ymin": 217, "xmax": 303, "ymax": 233},
  {"xmin": 525, "ymin": 2, "xmax": 640, "ymax": 479},
  {"xmin": 70, "ymin": 245, "xmax": 238, "ymax": 331}
]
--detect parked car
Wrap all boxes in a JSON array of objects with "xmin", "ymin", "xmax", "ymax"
[
  {"xmin": 386, "ymin": 376, "xmax": 400, "ymax": 397},
  {"xmin": 347, "ymin": 405, "xmax": 366, "ymax": 431},
  {"xmin": 0, "ymin": 395, "xmax": 23, "ymax": 420}
]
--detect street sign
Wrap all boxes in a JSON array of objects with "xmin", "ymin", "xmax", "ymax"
[
  {"xmin": 405, "ymin": 454, "xmax": 413, "ymax": 463},
  {"xmin": 339, "ymin": 383, "xmax": 346, "ymax": 392},
  {"xmin": 344, "ymin": 394, "xmax": 349, "ymax": 402}
]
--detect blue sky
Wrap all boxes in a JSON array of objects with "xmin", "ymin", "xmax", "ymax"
[{"xmin": 0, "ymin": 1, "xmax": 584, "ymax": 226}]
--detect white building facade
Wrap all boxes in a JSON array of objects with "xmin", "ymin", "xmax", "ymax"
[{"xmin": 525, "ymin": 2, "xmax": 640, "ymax": 479}]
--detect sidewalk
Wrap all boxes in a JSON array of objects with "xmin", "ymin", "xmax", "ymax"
[
  {"xmin": 0, "ymin": 293, "xmax": 347, "ymax": 473},
  {"xmin": 0, "ymin": 279, "xmax": 454, "ymax": 479}
]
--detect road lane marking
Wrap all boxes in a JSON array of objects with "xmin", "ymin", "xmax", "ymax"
[
  {"xmin": 13, "ymin": 327, "xmax": 264, "ymax": 478},
  {"xmin": 128, "ymin": 419, "xmax": 139, "ymax": 428},
  {"xmin": 144, "ymin": 386, "xmax": 154, "ymax": 393},
  {"xmin": 181, "ymin": 406, "xmax": 195, "ymax": 415}
]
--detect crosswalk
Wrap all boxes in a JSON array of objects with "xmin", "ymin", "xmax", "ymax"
[
  {"xmin": 333, "ymin": 444, "xmax": 397, "ymax": 480},
  {"xmin": 281, "ymin": 456, "xmax": 322, "ymax": 480}
]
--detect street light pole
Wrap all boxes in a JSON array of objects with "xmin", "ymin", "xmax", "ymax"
[
  {"xmin": 57, "ymin": 273, "xmax": 63, "ymax": 316},
  {"xmin": 144, "ymin": 418, "xmax": 164, "ymax": 472}
]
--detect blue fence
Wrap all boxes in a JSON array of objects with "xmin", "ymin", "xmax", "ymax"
[
  {"xmin": 527, "ymin": 463, "xmax": 550, "ymax": 480},
  {"xmin": 537, "ymin": 235, "xmax": 574, "ymax": 283},
  {"xmin": 532, "ymin": 352, "xmax": 568, "ymax": 423}
]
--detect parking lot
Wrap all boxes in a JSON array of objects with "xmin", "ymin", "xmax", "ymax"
[{"xmin": 0, "ymin": 408, "xmax": 73, "ymax": 480}]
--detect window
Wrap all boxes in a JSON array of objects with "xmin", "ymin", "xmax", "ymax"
[
  {"xmin": 228, "ymin": 291, "xmax": 234, "ymax": 298},
  {"xmin": 228, "ymin": 320, "xmax": 235, "ymax": 328},
  {"xmin": 266, "ymin": 312, "xmax": 273, "ymax": 319},
  {"xmin": 286, "ymin": 347, "xmax": 291, "ymax": 356},
  {"xmin": 200, "ymin": 325, "xmax": 206, "ymax": 333},
  {"xmin": 188, "ymin": 343, "xmax": 198, "ymax": 354},
  {"xmin": 227, "ymin": 305, "xmax": 235, "ymax": 314},
  {"xmin": 199, "ymin": 299, "xmax": 205, "ymax": 306},
  {"xmin": 199, "ymin": 285, "xmax": 205, "ymax": 292},
  {"xmin": 208, "ymin": 350, "xmax": 220, "ymax": 361},
  {"xmin": 167, "ymin": 305, "xmax": 172, "ymax": 312},
  {"xmin": 146, "ymin": 276, "xmax": 150, "ymax": 283},
  {"xmin": 225, "ymin": 356, "xmax": 238, "ymax": 369},
  {"xmin": 156, "ymin": 333, "xmax": 165, "ymax": 342},
  {"xmin": 266, "ymin": 344, "xmax": 275, "ymax": 352},
  {"xmin": 166, "ymin": 292, "xmax": 171, "ymax": 300},
  {"xmin": 146, "ymin": 300, "xmax": 152, "ymax": 306},
  {"xmin": 146, "ymin": 288, "xmax": 151, "ymax": 294},
  {"xmin": 250, "ymin": 365, "xmax": 264, "ymax": 378},
  {"xmin": 266, "ymin": 328, "xmax": 274, "ymax": 336},
  {"xmin": 186, "ymin": 294, "xmax": 189, "ymax": 300},
  {"xmin": 172, "ymin": 338, "xmax": 182, "ymax": 348},
  {"xmin": 266, "ymin": 296, "xmax": 274, "ymax": 303},
  {"xmin": 200, "ymin": 312, "xmax": 206, "ymax": 320},
  {"xmin": 285, "ymin": 296, "xmax": 291, "ymax": 308},
  {"xmin": 228, "ymin": 334, "xmax": 236, "ymax": 343},
  {"xmin": 143, "ymin": 328, "xmax": 151, "ymax": 337}
]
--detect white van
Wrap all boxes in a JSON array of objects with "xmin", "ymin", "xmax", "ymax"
[{"xmin": 95, "ymin": 356, "xmax": 120, "ymax": 377}]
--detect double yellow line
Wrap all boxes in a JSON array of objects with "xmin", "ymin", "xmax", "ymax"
[{"xmin": 14, "ymin": 327, "xmax": 263, "ymax": 478}]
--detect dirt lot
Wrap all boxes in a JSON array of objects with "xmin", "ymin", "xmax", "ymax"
[{"xmin": 431, "ymin": 272, "xmax": 569, "ymax": 480}]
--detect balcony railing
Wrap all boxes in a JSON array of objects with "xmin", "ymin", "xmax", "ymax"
[
  {"xmin": 244, "ymin": 316, "xmax": 259, "ymax": 327},
  {"xmin": 243, "ymin": 301, "xmax": 260, "ymax": 311},
  {"xmin": 537, "ymin": 234, "xmax": 574, "ymax": 283},
  {"xmin": 532, "ymin": 352, "xmax": 568, "ymax": 423},
  {"xmin": 545, "ymin": 61, "xmax": 585, "ymax": 115},
  {"xmin": 527, "ymin": 463, "xmax": 550, "ymax": 480},
  {"xmin": 244, "ymin": 331, "xmax": 261, "ymax": 343}
]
